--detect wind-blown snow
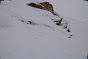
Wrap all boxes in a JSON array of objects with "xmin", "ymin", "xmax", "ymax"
[{"xmin": 0, "ymin": 0, "xmax": 88, "ymax": 59}]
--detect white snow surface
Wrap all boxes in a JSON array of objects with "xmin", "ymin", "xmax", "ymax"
[{"xmin": 0, "ymin": 0, "xmax": 88, "ymax": 59}]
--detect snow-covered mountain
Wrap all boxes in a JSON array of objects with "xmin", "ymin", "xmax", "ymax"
[{"xmin": 0, "ymin": 0, "xmax": 88, "ymax": 59}]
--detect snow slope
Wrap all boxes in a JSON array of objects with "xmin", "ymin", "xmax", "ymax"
[
  {"xmin": 49, "ymin": 0, "xmax": 88, "ymax": 22},
  {"xmin": 0, "ymin": 0, "xmax": 88, "ymax": 59}
]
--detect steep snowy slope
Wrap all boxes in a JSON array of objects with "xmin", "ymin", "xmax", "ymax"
[
  {"xmin": 0, "ymin": 0, "xmax": 88, "ymax": 59},
  {"xmin": 49, "ymin": 0, "xmax": 88, "ymax": 21},
  {"xmin": 0, "ymin": 10, "xmax": 12, "ymax": 28}
]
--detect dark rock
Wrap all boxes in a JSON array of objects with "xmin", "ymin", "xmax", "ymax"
[
  {"xmin": 26, "ymin": 2, "xmax": 55, "ymax": 15},
  {"xmin": 39, "ymin": 2, "xmax": 54, "ymax": 13},
  {"xmin": 56, "ymin": 18, "xmax": 63, "ymax": 25},
  {"xmin": 67, "ymin": 29, "xmax": 70, "ymax": 32},
  {"xmin": 64, "ymin": 25, "xmax": 67, "ymax": 29},
  {"xmin": 26, "ymin": 3, "xmax": 44, "ymax": 9},
  {"xmin": 26, "ymin": 3, "xmax": 36, "ymax": 7},
  {"xmin": 28, "ymin": 21, "xmax": 32, "ymax": 24},
  {"xmin": 69, "ymin": 35, "xmax": 72, "ymax": 38},
  {"xmin": 54, "ymin": 20, "xmax": 59, "ymax": 23}
]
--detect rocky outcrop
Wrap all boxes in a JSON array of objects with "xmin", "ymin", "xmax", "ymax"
[
  {"xmin": 26, "ymin": 2, "xmax": 55, "ymax": 15},
  {"xmin": 39, "ymin": 2, "xmax": 54, "ymax": 13},
  {"xmin": 26, "ymin": 3, "xmax": 44, "ymax": 9}
]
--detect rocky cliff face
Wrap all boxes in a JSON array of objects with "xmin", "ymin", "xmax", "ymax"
[{"xmin": 26, "ymin": 2, "xmax": 56, "ymax": 15}]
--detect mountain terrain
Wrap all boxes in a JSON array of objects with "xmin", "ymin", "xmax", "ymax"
[{"xmin": 0, "ymin": 0, "xmax": 88, "ymax": 59}]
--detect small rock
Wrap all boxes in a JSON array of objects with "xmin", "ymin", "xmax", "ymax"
[
  {"xmin": 28, "ymin": 21, "xmax": 32, "ymax": 24},
  {"xmin": 67, "ymin": 29, "xmax": 70, "ymax": 32},
  {"xmin": 69, "ymin": 35, "xmax": 72, "ymax": 38},
  {"xmin": 56, "ymin": 18, "xmax": 63, "ymax": 25},
  {"xmin": 63, "ymin": 25, "xmax": 67, "ymax": 29},
  {"xmin": 54, "ymin": 20, "xmax": 59, "ymax": 23}
]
